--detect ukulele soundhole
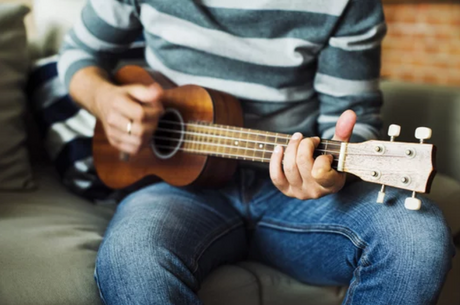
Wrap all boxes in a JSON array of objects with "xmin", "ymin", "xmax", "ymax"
[{"xmin": 151, "ymin": 108, "xmax": 184, "ymax": 159}]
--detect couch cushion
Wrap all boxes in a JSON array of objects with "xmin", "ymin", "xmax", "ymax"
[
  {"xmin": 199, "ymin": 262, "xmax": 345, "ymax": 305},
  {"xmin": 0, "ymin": 166, "xmax": 114, "ymax": 305},
  {"xmin": 0, "ymin": 4, "xmax": 35, "ymax": 191}
]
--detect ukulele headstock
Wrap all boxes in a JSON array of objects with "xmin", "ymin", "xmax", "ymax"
[{"xmin": 342, "ymin": 125, "xmax": 436, "ymax": 210}]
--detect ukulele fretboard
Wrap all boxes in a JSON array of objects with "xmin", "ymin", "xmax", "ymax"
[{"xmin": 153, "ymin": 120, "xmax": 343, "ymax": 167}]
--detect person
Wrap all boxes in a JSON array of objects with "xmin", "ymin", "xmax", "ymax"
[{"xmin": 58, "ymin": 0, "xmax": 454, "ymax": 304}]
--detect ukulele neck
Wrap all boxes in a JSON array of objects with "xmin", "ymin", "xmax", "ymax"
[{"xmin": 155, "ymin": 120, "xmax": 344, "ymax": 169}]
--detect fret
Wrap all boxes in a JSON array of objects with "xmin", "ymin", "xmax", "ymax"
[
  {"xmin": 195, "ymin": 122, "xmax": 201, "ymax": 153},
  {"xmin": 242, "ymin": 127, "xmax": 250, "ymax": 161},
  {"xmin": 235, "ymin": 128, "xmax": 243, "ymax": 160},
  {"xmin": 205, "ymin": 124, "xmax": 212, "ymax": 154},
  {"xmin": 225, "ymin": 125, "xmax": 232, "ymax": 159},
  {"xmin": 274, "ymin": 133, "xmax": 278, "ymax": 152},
  {"xmin": 206, "ymin": 125, "xmax": 213, "ymax": 155},
  {"xmin": 190, "ymin": 123, "xmax": 196, "ymax": 152},
  {"xmin": 211, "ymin": 125, "xmax": 217, "ymax": 156},
  {"xmin": 261, "ymin": 131, "xmax": 269, "ymax": 162},
  {"xmin": 216, "ymin": 124, "xmax": 223, "ymax": 158},
  {"xmin": 251, "ymin": 131, "xmax": 258, "ymax": 162}
]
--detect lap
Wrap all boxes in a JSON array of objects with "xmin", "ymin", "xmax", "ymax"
[
  {"xmin": 98, "ymin": 181, "xmax": 248, "ymax": 283},
  {"xmin": 96, "ymin": 174, "xmax": 454, "ymax": 304},
  {"xmin": 248, "ymin": 180, "xmax": 453, "ymax": 286}
]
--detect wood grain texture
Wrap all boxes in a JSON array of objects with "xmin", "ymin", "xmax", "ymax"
[
  {"xmin": 93, "ymin": 66, "xmax": 242, "ymax": 189},
  {"xmin": 344, "ymin": 140, "xmax": 436, "ymax": 193}
]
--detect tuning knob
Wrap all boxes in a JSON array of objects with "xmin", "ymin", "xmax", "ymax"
[
  {"xmin": 405, "ymin": 192, "xmax": 422, "ymax": 211},
  {"xmin": 415, "ymin": 127, "xmax": 432, "ymax": 143},
  {"xmin": 388, "ymin": 124, "xmax": 401, "ymax": 140},
  {"xmin": 377, "ymin": 190, "xmax": 386, "ymax": 204}
]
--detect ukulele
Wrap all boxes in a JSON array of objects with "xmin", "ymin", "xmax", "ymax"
[{"xmin": 93, "ymin": 66, "xmax": 436, "ymax": 210}]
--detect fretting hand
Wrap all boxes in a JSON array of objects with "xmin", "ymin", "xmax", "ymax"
[{"xmin": 269, "ymin": 110, "xmax": 357, "ymax": 200}]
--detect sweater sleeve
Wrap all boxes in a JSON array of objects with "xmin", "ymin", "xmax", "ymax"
[
  {"xmin": 315, "ymin": 0, "xmax": 387, "ymax": 143},
  {"xmin": 58, "ymin": 0, "xmax": 143, "ymax": 90}
]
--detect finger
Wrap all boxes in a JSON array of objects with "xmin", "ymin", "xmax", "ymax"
[
  {"xmin": 108, "ymin": 138, "xmax": 141, "ymax": 155},
  {"xmin": 107, "ymin": 126, "xmax": 142, "ymax": 147},
  {"xmin": 106, "ymin": 112, "xmax": 143, "ymax": 136},
  {"xmin": 112, "ymin": 95, "xmax": 147, "ymax": 123},
  {"xmin": 126, "ymin": 83, "xmax": 164, "ymax": 104},
  {"xmin": 311, "ymin": 154, "xmax": 343, "ymax": 189},
  {"xmin": 269, "ymin": 145, "xmax": 289, "ymax": 192},
  {"xmin": 297, "ymin": 137, "xmax": 320, "ymax": 180},
  {"xmin": 283, "ymin": 133, "xmax": 303, "ymax": 187},
  {"xmin": 332, "ymin": 110, "xmax": 357, "ymax": 142},
  {"xmin": 142, "ymin": 103, "xmax": 164, "ymax": 123}
]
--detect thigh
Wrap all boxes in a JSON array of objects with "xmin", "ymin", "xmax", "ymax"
[
  {"xmin": 98, "ymin": 182, "xmax": 248, "ymax": 287},
  {"xmin": 248, "ymin": 180, "xmax": 453, "ymax": 287}
]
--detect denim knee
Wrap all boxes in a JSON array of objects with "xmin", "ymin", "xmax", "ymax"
[
  {"xmin": 95, "ymin": 231, "xmax": 200, "ymax": 304},
  {"xmin": 364, "ymin": 194, "xmax": 455, "ymax": 286}
]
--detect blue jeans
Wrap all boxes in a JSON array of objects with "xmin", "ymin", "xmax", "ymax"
[{"xmin": 95, "ymin": 169, "xmax": 455, "ymax": 305}]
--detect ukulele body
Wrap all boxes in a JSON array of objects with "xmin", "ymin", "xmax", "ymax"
[{"xmin": 93, "ymin": 66, "xmax": 243, "ymax": 189}]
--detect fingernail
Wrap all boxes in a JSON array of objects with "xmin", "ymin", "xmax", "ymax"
[
  {"xmin": 274, "ymin": 145, "xmax": 282, "ymax": 153},
  {"xmin": 292, "ymin": 132, "xmax": 302, "ymax": 140}
]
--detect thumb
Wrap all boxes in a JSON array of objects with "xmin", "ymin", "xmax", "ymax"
[
  {"xmin": 332, "ymin": 110, "xmax": 356, "ymax": 142},
  {"xmin": 126, "ymin": 83, "xmax": 164, "ymax": 104}
]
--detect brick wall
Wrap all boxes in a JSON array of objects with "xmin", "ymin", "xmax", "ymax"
[{"xmin": 382, "ymin": 0, "xmax": 460, "ymax": 86}]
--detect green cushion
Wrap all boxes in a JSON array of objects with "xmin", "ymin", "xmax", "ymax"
[{"xmin": 0, "ymin": 166, "xmax": 113, "ymax": 305}]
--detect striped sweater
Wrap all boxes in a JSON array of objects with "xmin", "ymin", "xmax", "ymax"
[{"xmin": 58, "ymin": 0, "xmax": 387, "ymax": 142}]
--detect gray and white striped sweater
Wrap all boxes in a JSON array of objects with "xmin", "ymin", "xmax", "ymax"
[{"xmin": 58, "ymin": 0, "xmax": 386, "ymax": 142}]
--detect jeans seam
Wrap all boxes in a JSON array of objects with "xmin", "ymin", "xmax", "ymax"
[
  {"xmin": 191, "ymin": 219, "xmax": 244, "ymax": 274},
  {"xmin": 258, "ymin": 219, "xmax": 369, "ymax": 251},
  {"xmin": 94, "ymin": 266, "xmax": 108, "ymax": 305},
  {"xmin": 344, "ymin": 264, "xmax": 362, "ymax": 305}
]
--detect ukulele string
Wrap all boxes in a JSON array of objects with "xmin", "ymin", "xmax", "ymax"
[
  {"xmin": 152, "ymin": 134, "xmax": 341, "ymax": 157},
  {"xmin": 152, "ymin": 143, "xmax": 394, "ymax": 173},
  {"xmin": 152, "ymin": 126, "xmax": 411, "ymax": 158},
  {"xmin": 152, "ymin": 144, "xmax": 392, "ymax": 173},
  {"xmin": 153, "ymin": 126, "xmax": 342, "ymax": 154},
  {"xmin": 158, "ymin": 120, "xmax": 342, "ymax": 146},
  {"xmin": 153, "ymin": 144, "xmax": 342, "ymax": 164}
]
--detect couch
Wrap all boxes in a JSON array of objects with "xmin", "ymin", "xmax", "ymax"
[{"xmin": 0, "ymin": 1, "xmax": 459, "ymax": 305}]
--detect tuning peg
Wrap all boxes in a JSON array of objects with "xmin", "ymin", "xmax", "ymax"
[
  {"xmin": 415, "ymin": 127, "xmax": 432, "ymax": 143},
  {"xmin": 388, "ymin": 124, "xmax": 401, "ymax": 141},
  {"xmin": 377, "ymin": 190, "xmax": 385, "ymax": 204},
  {"xmin": 405, "ymin": 192, "xmax": 422, "ymax": 211},
  {"xmin": 376, "ymin": 185, "xmax": 386, "ymax": 204}
]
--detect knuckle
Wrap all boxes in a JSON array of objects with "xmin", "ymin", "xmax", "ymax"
[
  {"xmin": 136, "ymin": 108, "xmax": 146, "ymax": 122},
  {"xmin": 113, "ymin": 96, "xmax": 124, "ymax": 110},
  {"xmin": 296, "ymin": 152, "xmax": 309, "ymax": 167},
  {"xmin": 301, "ymin": 138, "xmax": 315, "ymax": 150},
  {"xmin": 311, "ymin": 167, "xmax": 325, "ymax": 180},
  {"xmin": 309, "ymin": 189, "xmax": 323, "ymax": 200},
  {"xmin": 283, "ymin": 161, "xmax": 296, "ymax": 173},
  {"xmin": 270, "ymin": 174, "xmax": 285, "ymax": 188},
  {"xmin": 296, "ymin": 192, "xmax": 309, "ymax": 201},
  {"xmin": 106, "ymin": 112, "xmax": 117, "ymax": 125},
  {"xmin": 270, "ymin": 174, "xmax": 282, "ymax": 186}
]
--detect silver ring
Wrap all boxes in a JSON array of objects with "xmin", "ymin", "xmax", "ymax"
[{"xmin": 127, "ymin": 120, "xmax": 133, "ymax": 135}]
